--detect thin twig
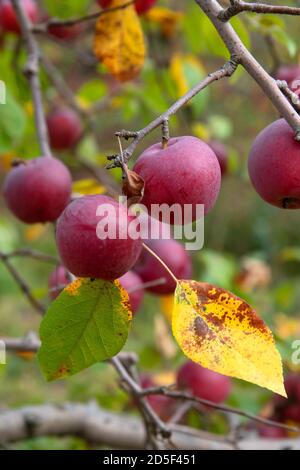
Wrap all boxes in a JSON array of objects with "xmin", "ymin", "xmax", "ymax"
[
  {"xmin": 0, "ymin": 253, "xmax": 45, "ymax": 315},
  {"xmin": 219, "ymin": 0, "xmax": 300, "ymax": 22},
  {"xmin": 3, "ymin": 249, "xmax": 59, "ymax": 264},
  {"xmin": 277, "ymin": 80, "xmax": 300, "ymax": 113},
  {"xmin": 142, "ymin": 243, "xmax": 178, "ymax": 284},
  {"xmin": 195, "ymin": 0, "xmax": 300, "ymax": 139},
  {"xmin": 141, "ymin": 386, "xmax": 299, "ymax": 433},
  {"xmin": 107, "ymin": 59, "xmax": 238, "ymax": 168},
  {"xmin": 32, "ymin": 1, "xmax": 135, "ymax": 33},
  {"xmin": 110, "ymin": 356, "xmax": 172, "ymax": 447},
  {"xmin": 11, "ymin": 0, "xmax": 51, "ymax": 157}
]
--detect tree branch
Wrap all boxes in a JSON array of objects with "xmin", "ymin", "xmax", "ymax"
[
  {"xmin": 2, "ymin": 336, "xmax": 296, "ymax": 435},
  {"xmin": 0, "ymin": 402, "xmax": 299, "ymax": 450},
  {"xmin": 140, "ymin": 386, "xmax": 299, "ymax": 433},
  {"xmin": 195, "ymin": 0, "xmax": 300, "ymax": 139},
  {"xmin": 107, "ymin": 59, "xmax": 238, "ymax": 168},
  {"xmin": 2, "ymin": 249, "xmax": 59, "ymax": 264},
  {"xmin": 11, "ymin": 0, "xmax": 51, "ymax": 157},
  {"xmin": 39, "ymin": 54, "xmax": 120, "ymax": 197},
  {"xmin": 32, "ymin": 1, "xmax": 135, "ymax": 33},
  {"xmin": 219, "ymin": 0, "xmax": 300, "ymax": 22},
  {"xmin": 277, "ymin": 80, "xmax": 300, "ymax": 113},
  {"xmin": 0, "ymin": 254, "xmax": 45, "ymax": 315}
]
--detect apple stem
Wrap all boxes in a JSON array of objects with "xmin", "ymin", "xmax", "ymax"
[
  {"xmin": 142, "ymin": 243, "xmax": 178, "ymax": 284},
  {"xmin": 162, "ymin": 119, "xmax": 170, "ymax": 149},
  {"xmin": 127, "ymin": 277, "xmax": 167, "ymax": 293}
]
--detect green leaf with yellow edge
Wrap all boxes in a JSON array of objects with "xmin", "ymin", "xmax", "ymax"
[
  {"xmin": 38, "ymin": 278, "xmax": 132, "ymax": 381},
  {"xmin": 172, "ymin": 280, "xmax": 286, "ymax": 397}
]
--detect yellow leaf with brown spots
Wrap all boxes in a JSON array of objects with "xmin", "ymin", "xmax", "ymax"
[
  {"xmin": 93, "ymin": 0, "xmax": 145, "ymax": 82},
  {"xmin": 172, "ymin": 280, "xmax": 286, "ymax": 397}
]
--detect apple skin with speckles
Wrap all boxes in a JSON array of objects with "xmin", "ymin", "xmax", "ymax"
[
  {"xmin": 56, "ymin": 195, "xmax": 143, "ymax": 280},
  {"xmin": 133, "ymin": 136, "xmax": 221, "ymax": 224},
  {"xmin": 47, "ymin": 107, "xmax": 83, "ymax": 151},
  {"xmin": 3, "ymin": 157, "xmax": 72, "ymax": 223},
  {"xmin": 119, "ymin": 271, "xmax": 144, "ymax": 314},
  {"xmin": 248, "ymin": 119, "xmax": 300, "ymax": 209}
]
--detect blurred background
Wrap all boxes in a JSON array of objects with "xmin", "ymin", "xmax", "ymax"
[{"xmin": 0, "ymin": 0, "xmax": 300, "ymax": 449}]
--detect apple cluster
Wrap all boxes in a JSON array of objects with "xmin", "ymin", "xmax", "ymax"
[
  {"xmin": 140, "ymin": 361, "xmax": 232, "ymax": 420},
  {"xmin": 258, "ymin": 373, "xmax": 300, "ymax": 438}
]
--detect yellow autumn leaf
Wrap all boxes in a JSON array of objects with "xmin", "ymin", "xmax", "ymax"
[
  {"xmin": 0, "ymin": 152, "xmax": 16, "ymax": 171},
  {"xmin": 145, "ymin": 7, "xmax": 183, "ymax": 38},
  {"xmin": 172, "ymin": 280, "xmax": 286, "ymax": 397},
  {"xmin": 192, "ymin": 122, "xmax": 211, "ymax": 141},
  {"xmin": 152, "ymin": 370, "xmax": 176, "ymax": 387},
  {"xmin": 24, "ymin": 223, "xmax": 47, "ymax": 242},
  {"xmin": 72, "ymin": 178, "xmax": 106, "ymax": 196},
  {"xmin": 170, "ymin": 53, "xmax": 206, "ymax": 96},
  {"xmin": 160, "ymin": 294, "xmax": 174, "ymax": 323},
  {"xmin": 94, "ymin": 0, "xmax": 145, "ymax": 82},
  {"xmin": 274, "ymin": 313, "xmax": 300, "ymax": 340}
]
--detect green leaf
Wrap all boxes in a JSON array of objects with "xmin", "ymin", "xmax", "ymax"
[
  {"xmin": 183, "ymin": 61, "xmax": 209, "ymax": 117},
  {"xmin": 208, "ymin": 115, "xmax": 233, "ymax": 140},
  {"xmin": 0, "ymin": 91, "xmax": 26, "ymax": 153},
  {"xmin": 183, "ymin": 4, "xmax": 250, "ymax": 58},
  {"xmin": 38, "ymin": 278, "xmax": 132, "ymax": 381},
  {"xmin": 77, "ymin": 79, "xmax": 107, "ymax": 105},
  {"xmin": 44, "ymin": 0, "xmax": 90, "ymax": 19}
]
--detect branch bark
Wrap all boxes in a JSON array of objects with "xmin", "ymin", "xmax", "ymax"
[
  {"xmin": 195, "ymin": 0, "xmax": 300, "ymax": 139},
  {"xmin": 0, "ymin": 403, "xmax": 299, "ymax": 450},
  {"xmin": 0, "ymin": 255, "xmax": 45, "ymax": 315},
  {"xmin": 107, "ymin": 59, "xmax": 238, "ymax": 168},
  {"xmin": 11, "ymin": 0, "xmax": 51, "ymax": 157},
  {"xmin": 32, "ymin": 1, "xmax": 134, "ymax": 33},
  {"xmin": 219, "ymin": 0, "xmax": 300, "ymax": 22}
]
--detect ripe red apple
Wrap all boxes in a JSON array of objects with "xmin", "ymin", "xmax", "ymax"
[
  {"xmin": 177, "ymin": 361, "xmax": 232, "ymax": 404},
  {"xmin": 248, "ymin": 119, "xmax": 300, "ymax": 209},
  {"xmin": 209, "ymin": 140, "xmax": 228, "ymax": 175},
  {"xmin": 47, "ymin": 107, "xmax": 83, "ymax": 151},
  {"xmin": 48, "ymin": 23, "xmax": 83, "ymax": 41},
  {"xmin": 135, "ymin": 0, "xmax": 157, "ymax": 15},
  {"xmin": 137, "ymin": 212, "xmax": 172, "ymax": 241},
  {"xmin": 0, "ymin": 0, "xmax": 39, "ymax": 34},
  {"xmin": 3, "ymin": 157, "xmax": 72, "ymax": 223},
  {"xmin": 140, "ymin": 375, "xmax": 173, "ymax": 419},
  {"xmin": 258, "ymin": 424, "xmax": 286, "ymax": 438},
  {"xmin": 49, "ymin": 265, "xmax": 71, "ymax": 300},
  {"xmin": 97, "ymin": 0, "xmax": 156, "ymax": 15},
  {"xmin": 119, "ymin": 270, "xmax": 144, "ymax": 314},
  {"xmin": 282, "ymin": 403, "xmax": 300, "ymax": 423},
  {"xmin": 275, "ymin": 65, "xmax": 300, "ymax": 95},
  {"xmin": 97, "ymin": 0, "xmax": 111, "ymax": 7},
  {"xmin": 56, "ymin": 195, "xmax": 142, "ymax": 280},
  {"xmin": 134, "ymin": 239, "xmax": 192, "ymax": 295},
  {"xmin": 133, "ymin": 136, "xmax": 221, "ymax": 223}
]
